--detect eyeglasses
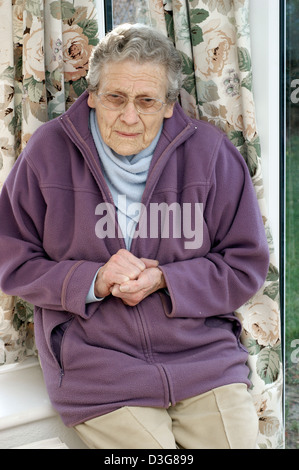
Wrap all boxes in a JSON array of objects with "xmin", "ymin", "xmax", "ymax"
[{"xmin": 95, "ymin": 92, "xmax": 167, "ymax": 114}]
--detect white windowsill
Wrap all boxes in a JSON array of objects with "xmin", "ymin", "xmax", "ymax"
[
  {"xmin": 0, "ymin": 357, "xmax": 88, "ymax": 448},
  {"xmin": 0, "ymin": 357, "xmax": 56, "ymax": 431}
]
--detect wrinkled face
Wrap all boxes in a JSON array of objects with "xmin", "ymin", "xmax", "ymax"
[{"xmin": 87, "ymin": 60, "xmax": 174, "ymax": 156}]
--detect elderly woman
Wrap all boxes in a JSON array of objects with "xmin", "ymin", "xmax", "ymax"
[{"xmin": 0, "ymin": 24, "xmax": 269, "ymax": 449}]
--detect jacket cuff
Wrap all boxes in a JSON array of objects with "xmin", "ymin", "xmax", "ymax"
[
  {"xmin": 158, "ymin": 265, "xmax": 176, "ymax": 317},
  {"xmin": 86, "ymin": 268, "xmax": 104, "ymax": 303},
  {"xmin": 62, "ymin": 261, "xmax": 103, "ymax": 317}
]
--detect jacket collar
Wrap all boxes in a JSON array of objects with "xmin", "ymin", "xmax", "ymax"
[{"xmin": 59, "ymin": 90, "xmax": 197, "ymax": 206}]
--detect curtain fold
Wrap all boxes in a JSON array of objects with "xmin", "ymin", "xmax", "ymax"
[
  {"xmin": 146, "ymin": 0, "xmax": 283, "ymax": 450},
  {"xmin": 0, "ymin": 0, "xmax": 98, "ymax": 365}
]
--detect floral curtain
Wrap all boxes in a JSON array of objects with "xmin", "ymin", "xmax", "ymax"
[
  {"xmin": 146, "ymin": 0, "xmax": 283, "ymax": 449},
  {"xmin": 0, "ymin": 0, "xmax": 98, "ymax": 364}
]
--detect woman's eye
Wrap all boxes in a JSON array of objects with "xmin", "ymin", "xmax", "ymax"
[
  {"xmin": 107, "ymin": 94, "xmax": 124, "ymax": 103},
  {"xmin": 138, "ymin": 98, "xmax": 155, "ymax": 107}
]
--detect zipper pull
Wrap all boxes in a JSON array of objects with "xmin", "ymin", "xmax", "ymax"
[{"xmin": 59, "ymin": 369, "xmax": 64, "ymax": 387}]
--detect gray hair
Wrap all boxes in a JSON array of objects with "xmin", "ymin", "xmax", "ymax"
[{"xmin": 86, "ymin": 23, "xmax": 182, "ymax": 103}]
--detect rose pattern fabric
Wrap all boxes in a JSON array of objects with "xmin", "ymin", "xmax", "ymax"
[
  {"xmin": 195, "ymin": 18, "xmax": 236, "ymax": 79},
  {"xmin": 146, "ymin": 0, "xmax": 283, "ymax": 449},
  {"xmin": 0, "ymin": 0, "xmax": 98, "ymax": 362},
  {"xmin": 62, "ymin": 24, "xmax": 94, "ymax": 81}
]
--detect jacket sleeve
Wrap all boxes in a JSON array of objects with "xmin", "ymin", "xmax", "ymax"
[
  {"xmin": 159, "ymin": 135, "xmax": 270, "ymax": 318},
  {"xmin": 0, "ymin": 153, "xmax": 101, "ymax": 318}
]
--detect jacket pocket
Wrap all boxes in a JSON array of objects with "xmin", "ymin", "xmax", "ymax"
[
  {"xmin": 204, "ymin": 314, "xmax": 248, "ymax": 353},
  {"xmin": 50, "ymin": 317, "xmax": 74, "ymax": 384}
]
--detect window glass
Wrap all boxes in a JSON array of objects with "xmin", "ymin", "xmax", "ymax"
[
  {"xmin": 285, "ymin": 0, "xmax": 299, "ymax": 449},
  {"xmin": 111, "ymin": 0, "xmax": 150, "ymax": 26}
]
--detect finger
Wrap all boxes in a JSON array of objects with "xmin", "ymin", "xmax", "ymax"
[
  {"xmin": 100, "ymin": 265, "xmax": 130, "ymax": 286},
  {"xmin": 110, "ymin": 283, "xmax": 140, "ymax": 306},
  {"xmin": 120, "ymin": 267, "xmax": 163, "ymax": 295},
  {"xmin": 113, "ymin": 250, "xmax": 146, "ymax": 278},
  {"xmin": 140, "ymin": 258, "xmax": 159, "ymax": 268},
  {"xmin": 119, "ymin": 272, "xmax": 149, "ymax": 294},
  {"xmin": 117, "ymin": 249, "xmax": 146, "ymax": 269},
  {"xmin": 119, "ymin": 280, "xmax": 140, "ymax": 293}
]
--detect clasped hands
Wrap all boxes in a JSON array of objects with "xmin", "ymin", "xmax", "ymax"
[{"xmin": 94, "ymin": 249, "xmax": 166, "ymax": 306}]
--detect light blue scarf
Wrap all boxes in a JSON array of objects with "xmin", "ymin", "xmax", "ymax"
[{"xmin": 90, "ymin": 109, "xmax": 162, "ymax": 249}]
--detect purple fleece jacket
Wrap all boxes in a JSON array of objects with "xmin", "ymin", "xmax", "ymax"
[{"xmin": 0, "ymin": 91, "xmax": 269, "ymax": 427}]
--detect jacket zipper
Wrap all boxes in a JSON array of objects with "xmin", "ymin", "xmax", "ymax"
[
  {"xmin": 135, "ymin": 303, "xmax": 174, "ymax": 406},
  {"xmin": 129, "ymin": 122, "xmax": 194, "ymax": 253},
  {"xmin": 127, "ymin": 124, "xmax": 194, "ymax": 400},
  {"xmin": 59, "ymin": 115, "xmax": 126, "ymax": 250},
  {"xmin": 59, "ymin": 368, "xmax": 64, "ymax": 387},
  {"xmin": 135, "ymin": 304, "xmax": 154, "ymax": 363}
]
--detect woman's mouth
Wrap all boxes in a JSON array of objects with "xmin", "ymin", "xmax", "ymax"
[{"xmin": 115, "ymin": 131, "xmax": 140, "ymax": 138}]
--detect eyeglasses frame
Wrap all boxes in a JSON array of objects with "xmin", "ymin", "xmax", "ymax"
[{"xmin": 95, "ymin": 92, "xmax": 167, "ymax": 115}]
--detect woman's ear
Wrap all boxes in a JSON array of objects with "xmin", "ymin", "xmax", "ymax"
[
  {"xmin": 164, "ymin": 103, "xmax": 175, "ymax": 119},
  {"xmin": 87, "ymin": 93, "xmax": 96, "ymax": 109}
]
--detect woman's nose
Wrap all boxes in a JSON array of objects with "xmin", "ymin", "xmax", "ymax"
[{"xmin": 119, "ymin": 101, "xmax": 140, "ymax": 125}]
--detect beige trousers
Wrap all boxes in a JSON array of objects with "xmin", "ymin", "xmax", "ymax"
[{"xmin": 74, "ymin": 383, "xmax": 259, "ymax": 449}]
